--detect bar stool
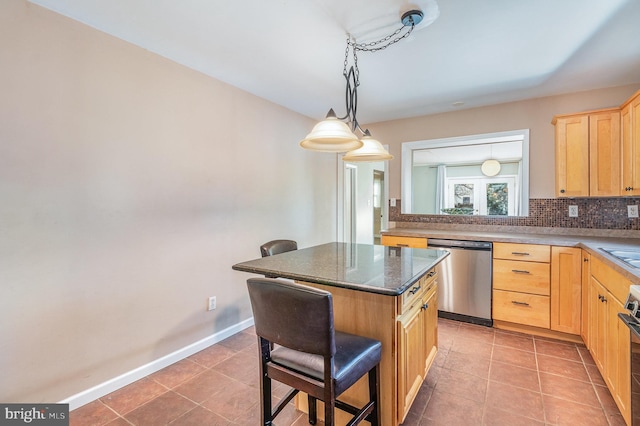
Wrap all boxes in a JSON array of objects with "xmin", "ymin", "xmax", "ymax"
[
  {"xmin": 260, "ymin": 239, "xmax": 298, "ymax": 257},
  {"xmin": 246, "ymin": 278, "xmax": 381, "ymax": 426}
]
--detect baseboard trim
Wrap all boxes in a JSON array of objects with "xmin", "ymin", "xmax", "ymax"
[{"xmin": 60, "ymin": 318, "xmax": 255, "ymax": 410}]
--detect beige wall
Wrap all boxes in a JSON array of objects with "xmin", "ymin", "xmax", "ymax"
[
  {"xmin": 0, "ymin": 1, "xmax": 336, "ymax": 404},
  {"xmin": 367, "ymin": 84, "xmax": 640, "ymax": 199}
]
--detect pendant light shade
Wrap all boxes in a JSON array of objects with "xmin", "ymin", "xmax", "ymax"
[
  {"xmin": 342, "ymin": 132, "xmax": 393, "ymax": 162},
  {"xmin": 299, "ymin": 109, "xmax": 364, "ymax": 152},
  {"xmin": 481, "ymin": 159, "xmax": 501, "ymax": 176}
]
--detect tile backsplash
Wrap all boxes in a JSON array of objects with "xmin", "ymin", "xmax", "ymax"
[{"xmin": 390, "ymin": 198, "xmax": 640, "ymax": 231}]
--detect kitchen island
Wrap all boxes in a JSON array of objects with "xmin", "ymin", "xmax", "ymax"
[{"xmin": 233, "ymin": 242, "xmax": 449, "ymax": 426}]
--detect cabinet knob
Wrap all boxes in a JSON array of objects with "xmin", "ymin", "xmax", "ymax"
[
  {"xmin": 583, "ymin": 258, "xmax": 589, "ymax": 262},
  {"xmin": 560, "ymin": 189, "xmax": 566, "ymax": 193},
  {"xmin": 421, "ymin": 303, "xmax": 429, "ymax": 311}
]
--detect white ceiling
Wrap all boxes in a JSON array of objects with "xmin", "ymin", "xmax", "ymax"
[{"xmin": 29, "ymin": 0, "xmax": 640, "ymax": 124}]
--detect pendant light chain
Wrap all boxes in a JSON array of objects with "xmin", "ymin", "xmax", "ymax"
[{"xmin": 348, "ymin": 21, "xmax": 416, "ymax": 53}]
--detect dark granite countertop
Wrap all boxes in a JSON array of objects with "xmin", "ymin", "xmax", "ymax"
[
  {"xmin": 232, "ymin": 242, "xmax": 450, "ymax": 296},
  {"xmin": 382, "ymin": 228, "xmax": 640, "ymax": 283}
]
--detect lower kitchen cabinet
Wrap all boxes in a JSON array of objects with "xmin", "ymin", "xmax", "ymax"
[
  {"xmin": 588, "ymin": 275, "xmax": 608, "ymax": 373},
  {"xmin": 381, "ymin": 234, "xmax": 427, "ymax": 248},
  {"xmin": 493, "ymin": 243, "xmax": 583, "ymax": 337},
  {"xmin": 586, "ymin": 256, "xmax": 631, "ymax": 425},
  {"xmin": 493, "ymin": 289, "xmax": 550, "ymax": 328},
  {"xmin": 581, "ymin": 251, "xmax": 591, "ymax": 345},
  {"xmin": 397, "ymin": 275, "xmax": 437, "ymax": 420},
  {"xmin": 551, "ymin": 246, "xmax": 582, "ymax": 334},
  {"xmin": 300, "ymin": 267, "xmax": 439, "ymax": 425}
]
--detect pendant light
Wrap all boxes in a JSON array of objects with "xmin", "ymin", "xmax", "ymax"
[
  {"xmin": 300, "ymin": 9, "xmax": 428, "ymax": 160},
  {"xmin": 342, "ymin": 130, "xmax": 393, "ymax": 162},
  {"xmin": 481, "ymin": 144, "xmax": 501, "ymax": 176}
]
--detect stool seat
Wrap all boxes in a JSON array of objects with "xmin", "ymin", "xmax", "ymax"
[{"xmin": 271, "ymin": 331, "xmax": 382, "ymax": 395}]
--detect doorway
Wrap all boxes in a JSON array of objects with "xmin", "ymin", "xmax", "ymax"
[
  {"xmin": 339, "ymin": 159, "xmax": 389, "ymax": 245},
  {"xmin": 372, "ymin": 170, "xmax": 384, "ymax": 244}
]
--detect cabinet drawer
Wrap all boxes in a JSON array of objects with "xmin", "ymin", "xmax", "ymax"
[
  {"xmin": 400, "ymin": 269, "xmax": 436, "ymax": 314},
  {"xmin": 494, "ymin": 243, "xmax": 550, "ymax": 263},
  {"xmin": 381, "ymin": 235, "xmax": 427, "ymax": 248},
  {"xmin": 493, "ymin": 289, "xmax": 550, "ymax": 329},
  {"xmin": 493, "ymin": 259, "xmax": 550, "ymax": 295}
]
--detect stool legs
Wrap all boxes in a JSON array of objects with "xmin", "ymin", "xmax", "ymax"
[
  {"xmin": 308, "ymin": 395, "xmax": 317, "ymax": 425},
  {"xmin": 367, "ymin": 365, "xmax": 381, "ymax": 426}
]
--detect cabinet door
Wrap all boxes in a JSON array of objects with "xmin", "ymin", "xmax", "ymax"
[
  {"xmin": 588, "ymin": 276, "xmax": 607, "ymax": 373},
  {"xmin": 550, "ymin": 247, "xmax": 582, "ymax": 334},
  {"xmin": 622, "ymin": 95, "xmax": 640, "ymax": 195},
  {"xmin": 397, "ymin": 305, "xmax": 424, "ymax": 420},
  {"xmin": 580, "ymin": 251, "xmax": 591, "ymax": 345},
  {"xmin": 606, "ymin": 295, "xmax": 631, "ymax": 424},
  {"xmin": 555, "ymin": 115, "xmax": 589, "ymax": 197},
  {"xmin": 422, "ymin": 286, "xmax": 438, "ymax": 375},
  {"xmin": 589, "ymin": 111, "xmax": 621, "ymax": 196}
]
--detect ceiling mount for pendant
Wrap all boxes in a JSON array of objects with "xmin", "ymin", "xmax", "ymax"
[
  {"xmin": 300, "ymin": 5, "xmax": 438, "ymax": 161},
  {"xmin": 401, "ymin": 10, "xmax": 424, "ymax": 27}
]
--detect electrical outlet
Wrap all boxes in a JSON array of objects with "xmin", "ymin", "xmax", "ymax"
[
  {"xmin": 629, "ymin": 205, "xmax": 639, "ymax": 218},
  {"xmin": 568, "ymin": 205, "xmax": 578, "ymax": 217},
  {"xmin": 390, "ymin": 198, "xmax": 397, "ymax": 207},
  {"xmin": 207, "ymin": 296, "xmax": 216, "ymax": 311}
]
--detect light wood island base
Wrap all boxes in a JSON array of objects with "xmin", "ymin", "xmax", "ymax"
[{"xmin": 297, "ymin": 270, "xmax": 438, "ymax": 426}]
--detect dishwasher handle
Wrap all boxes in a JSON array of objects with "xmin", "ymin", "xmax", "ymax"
[{"xmin": 428, "ymin": 238, "xmax": 492, "ymax": 251}]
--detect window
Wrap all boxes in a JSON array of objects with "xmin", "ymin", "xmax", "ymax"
[{"xmin": 445, "ymin": 176, "xmax": 515, "ymax": 215}]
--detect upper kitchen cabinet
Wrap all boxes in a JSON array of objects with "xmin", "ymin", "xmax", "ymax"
[
  {"xmin": 553, "ymin": 109, "xmax": 621, "ymax": 197},
  {"xmin": 621, "ymin": 90, "xmax": 640, "ymax": 196}
]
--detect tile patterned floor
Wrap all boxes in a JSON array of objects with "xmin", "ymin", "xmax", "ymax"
[{"xmin": 70, "ymin": 319, "xmax": 626, "ymax": 425}]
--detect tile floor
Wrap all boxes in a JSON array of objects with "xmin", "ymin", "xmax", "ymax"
[{"xmin": 70, "ymin": 318, "xmax": 626, "ymax": 425}]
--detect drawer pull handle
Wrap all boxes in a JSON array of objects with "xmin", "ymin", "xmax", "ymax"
[
  {"xmin": 421, "ymin": 303, "xmax": 429, "ymax": 311},
  {"xmin": 397, "ymin": 243, "xmax": 409, "ymax": 247},
  {"xmin": 511, "ymin": 269, "xmax": 530, "ymax": 274},
  {"xmin": 409, "ymin": 285, "xmax": 422, "ymax": 295},
  {"xmin": 427, "ymin": 270, "xmax": 436, "ymax": 277},
  {"xmin": 511, "ymin": 300, "xmax": 531, "ymax": 307},
  {"xmin": 511, "ymin": 252, "xmax": 530, "ymax": 256}
]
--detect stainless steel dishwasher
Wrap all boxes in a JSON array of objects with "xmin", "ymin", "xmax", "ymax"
[{"xmin": 428, "ymin": 238, "xmax": 493, "ymax": 326}]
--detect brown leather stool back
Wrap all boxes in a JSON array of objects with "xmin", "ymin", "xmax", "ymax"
[{"xmin": 259, "ymin": 239, "xmax": 298, "ymax": 257}]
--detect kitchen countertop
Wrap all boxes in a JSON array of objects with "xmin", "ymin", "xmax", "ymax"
[
  {"xmin": 232, "ymin": 242, "xmax": 449, "ymax": 296},
  {"xmin": 382, "ymin": 228, "xmax": 640, "ymax": 283}
]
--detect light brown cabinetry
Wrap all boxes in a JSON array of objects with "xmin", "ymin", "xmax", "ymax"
[
  {"xmin": 493, "ymin": 243, "xmax": 582, "ymax": 336},
  {"xmin": 553, "ymin": 109, "xmax": 621, "ymax": 197},
  {"xmin": 381, "ymin": 235, "xmax": 427, "ymax": 248},
  {"xmin": 581, "ymin": 251, "xmax": 591, "ymax": 345},
  {"xmin": 550, "ymin": 247, "xmax": 582, "ymax": 335},
  {"xmin": 397, "ymin": 273, "xmax": 437, "ymax": 419},
  {"xmin": 585, "ymin": 256, "xmax": 631, "ymax": 425},
  {"xmin": 493, "ymin": 243, "xmax": 551, "ymax": 328},
  {"xmin": 301, "ymin": 267, "xmax": 439, "ymax": 425},
  {"xmin": 621, "ymin": 91, "xmax": 640, "ymax": 195}
]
